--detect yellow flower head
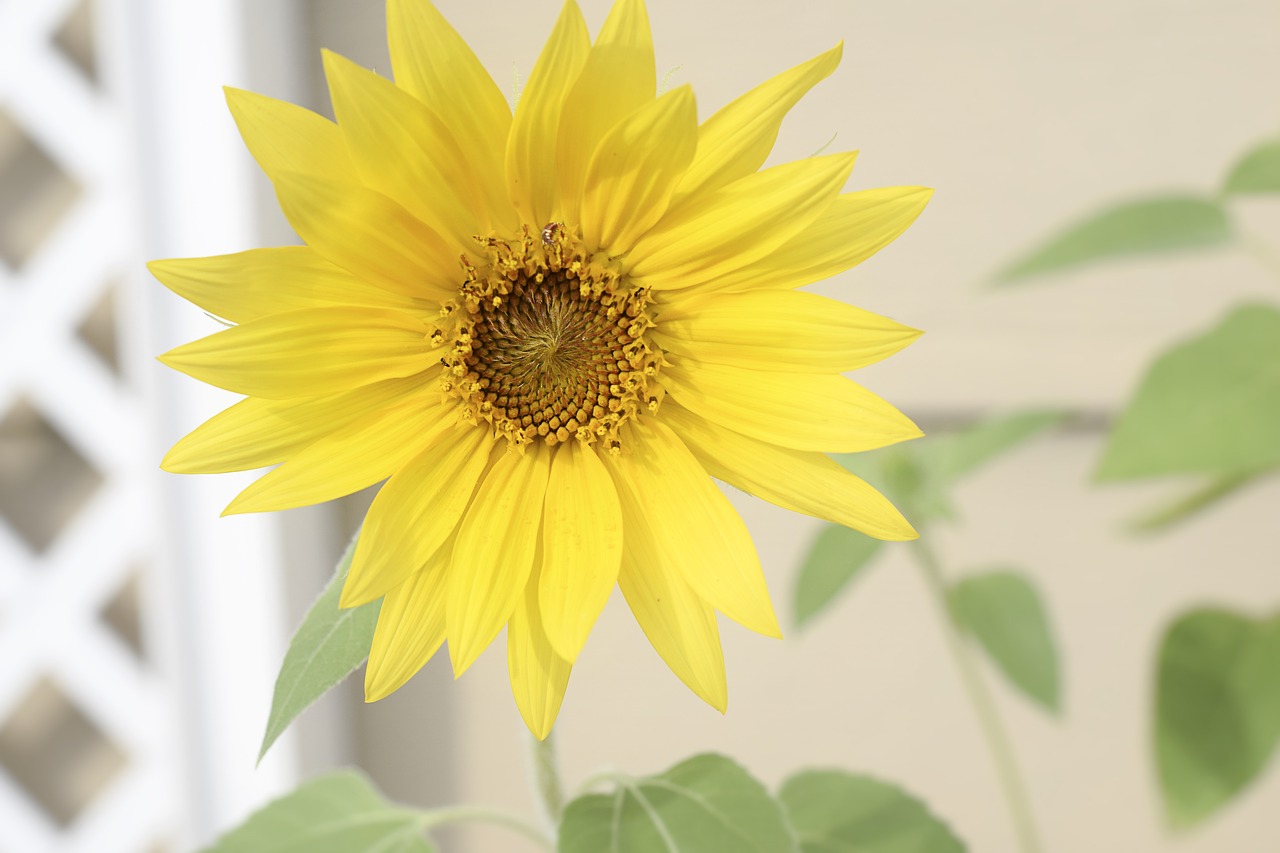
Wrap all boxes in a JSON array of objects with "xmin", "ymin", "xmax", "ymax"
[{"xmin": 153, "ymin": 0, "xmax": 930, "ymax": 738}]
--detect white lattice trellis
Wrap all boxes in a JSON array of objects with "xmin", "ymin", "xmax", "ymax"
[
  {"xmin": 0, "ymin": 0, "xmax": 175, "ymax": 850},
  {"xmin": 0, "ymin": 0, "xmax": 297, "ymax": 850}
]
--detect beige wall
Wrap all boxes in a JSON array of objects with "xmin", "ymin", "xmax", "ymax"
[{"xmin": 285, "ymin": 1, "xmax": 1280, "ymax": 851}]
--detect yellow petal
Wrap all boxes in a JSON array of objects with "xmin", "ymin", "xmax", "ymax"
[
  {"xmin": 705, "ymin": 186, "xmax": 934, "ymax": 293},
  {"xmin": 385, "ymin": 0, "xmax": 511, "ymax": 226},
  {"xmin": 580, "ymin": 85, "xmax": 698, "ymax": 255},
  {"xmin": 556, "ymin": 0, "xmax": 654, "ymax": 226},
  {"xmin": 610, "ymin": 416, "xmax": 779, "ymax": 637},
  {"xmin": 162, "ymin": 374, "xmax": 430, "ymax": 474},
  {"xmin": 538, "ymin": 441, "xmax": 623, "ymax": 663},
  {"xmin": 148, "ymin": 247, "xmax": 429, "ymax": 325},
  {"xmin": 157, "ymin": 307, "xmax": 435, "ymax": 400},
  {"xmin": 628, "ymin": 152, "xmax": 857, "ymax": 291},
  {"xmin": 506, "ymin": 0, "xmax": 590, "ymax": 226},
  {"xmin": 224, "ymin": 87, "xmax": 360, "ymax": 185},
  {"xmin": 605, "ymin": 451, "xmax": 727, "ymax": 711},
  {"xmin": 662, "ymin": 355, "xmax": 922, "ymax": 453},
  {"xmin": 342, "ymin": 424, "xmax": 492, "ymax": 607},
  {"xmin": 323, "ymin": 50, "xmax": 500, "ymax": 247},
  {"xmin": 509, "ymin": 565, "xmax": 573, "ymax": 740},
  {"xmin": 447, "ymin": 445, "xmax": 552, "ymax": 676},
  {"xmin": 222, "ymin": 383, "xmax": 446, "ymax": 514},
  {"xmin": 272, "ymin": 171, "xmax": 460, "ymax": 301},
  {"xmin": 364, "ymin": 555, "xmax": 450, "ymax": 702},
  {"xmin": 663, "ymin": 401, "xmax": 918, "ymax": 541},
  {"xmin": 674, "ymin": 44, "xmax": 842, "ymax": 202},
  {"xmin": 652, "ymin": 290, "xmax": 921, "ymax": 373}
]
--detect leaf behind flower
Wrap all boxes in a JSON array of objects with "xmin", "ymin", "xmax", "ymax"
[{"xmin": 259, "ymin": 536, "xmax": 380, "ymax": 762}]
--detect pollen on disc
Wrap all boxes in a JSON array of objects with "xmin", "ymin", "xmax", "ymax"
[{"xmin": 441, "ymin": 226, "xmax": 661, "ymax": 450}]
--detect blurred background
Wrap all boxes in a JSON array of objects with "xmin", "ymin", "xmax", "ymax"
[{"xmin": 1, "ymin": 0, "xmax": 1278, "ymax": 851}]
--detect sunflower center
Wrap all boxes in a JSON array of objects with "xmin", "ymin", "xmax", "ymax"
[{"xmin": 439, "ymin": 227, "xmax": 662, "ymax": 450}]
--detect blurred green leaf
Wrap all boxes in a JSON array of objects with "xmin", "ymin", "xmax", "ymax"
[
  {"xmin": 1223, "ymin": 139, "xmax": 1280, "ymax": 196},
  {"xmin": 835, "ymin": 410, "xmax": 1063, "ymax": 515},
  {"xmin": 834, "ymin": 447, "xmax": 953, "ymax": 530},
  {"xmin": 1128, "ymin": 468, "xmax": 1272, "ymax": 534},
  {"xmin": 794, "ymin": 525, "xmax": 883, "ymax": 629},
  {"xmin": 806, "ymin": 411, "xmax": 1063, "ymax": 624},
  {"xmin": 924, "ymin": 410, "xmax": 1067, "ymax": 483},
  {"xmin": 260, "ymin": 537, "xmax": 380, "ymax": 762},
  {"xmin": 879, "ymin": 449, "xmax": 954, "ymax": 522},
  {"xmin": 204, "ymin": 771, "xmax": 433, "ymax": 853},
  {"xmin": 1097, "ymin": 304, "xmax": 1280, "ymax": 481},
  {"xmin": 1156, "ymin": 608, "xmax": 1280, "ymax": 827},
  {"xmin": 559, "ymin": 754, "xmax": 796, "ymax": 853},
  {"xmin": 804, "ymin": 412, "xmax": 1062, "ymax": 626},
  {"xmin": 995, "ymin": 195, "xmax": 1232, "ymax": 284},
  {"xmin": 950, "ymin": 571, "xmax": 1061, "ymax": 713},
  {"xmin": 778, "ymin": 770, "xmax": 965, "ymax": 853}
]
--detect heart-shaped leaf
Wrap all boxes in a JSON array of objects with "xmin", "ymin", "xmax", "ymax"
[
  {"xmin": 950, "ymin": 570, "xmax": 1061, "ymax": 714},
  {"xmin": 1097, "ymin": 304, "xmax": 1280, "ymax": 481},
  {"xmin": 779, "ymin": 770, "xmax": 965, "ymax": 852},
  {"xmin": 204, "ymin": 771, "xmax": 433, "ymax": 852},
  {"xmin": 559, "ymin": 754, "xmax": 796, "ymax": 853},
  {"xmin": 1156, "ymin": 608, "xmax": 1280, "ymax": 827}
]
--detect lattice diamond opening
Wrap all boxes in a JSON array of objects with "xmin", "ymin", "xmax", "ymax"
[
  {"xmin": 52, "ymin": 0, "xmax": 99, "ymax": 86},
  {"xmin": 77, "ymin": 282, "xmax": 123, "ymax": 378},
  {"xmin": 0, "ymin": 0, "xmax": 221, "ymax": 847},
  {"xmin": 0, "ymin": 678, "xmax": 128, "ymax": 826},
  {"xmin": 0, "ymin": 399, "xmax": 103, "ymax": 552},
  {"xmin": 100, "ymin": 568, "xmax": 147, "ymax": 660},
  {"xmin": 0, "ymin": 111, "xmax": 82, "ymax": 270}
]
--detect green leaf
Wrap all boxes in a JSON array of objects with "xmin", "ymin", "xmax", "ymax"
[
  {"xmin": 949, "ymin": 571, "xmax": 1061, "ymax": 713},
  {"xmin": 259, "ymin": 536, "xmax": 380, "ymax": 762},
  {"xmin": 559, "ymin": 754, "xmax": 797, "ymax": 853},
  {"xmin": 1127, "ymin": 468, "xmax": 1272, "ymax": 534},
  {"xmin": 995, "ymin": 195, "xmax": 1232, "ymax": 284},
  {"xmin": 778, "ymin": 770, "xmax": 965, "ymax": 853},
  {"xmin": 793, "ymin": 525, "xmax": 883, "ymax": 629},
  {"xmin": 923, "ymin": 410, "xmax": 1066, "ymax": 483},
  {"xmin": 833, "ymin": 411, "xmax": 1062, "ymax": 522},
  {"xmin": 878, "ymin": 449, "xmax": 954, "ymax": 523},
  {"xmin": 1155, "ymin": 608, "xmax": 1280, "ymax": 827},
  {"xmin": 204, "ymin": 771, "xmax": 433, "ymax": 853},
  {"xmin": 1223, "ymin": 139, "xmax": 1280, "ymax": 196},
  {"xmin": 805, "ymin": 411, "xmax": 1064, "ymax": 624},
  {"xmin": 1097, "ymin": 304, "xmax": 1280, "ymax": 480}
]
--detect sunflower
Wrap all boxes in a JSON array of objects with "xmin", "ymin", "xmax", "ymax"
[{"xmin": 152, "ymin": 0, "xmax": 930, "ymax": 738}]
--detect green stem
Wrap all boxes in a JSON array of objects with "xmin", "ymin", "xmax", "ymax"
[
  {"xmin": 417, "ymin": 805, "xmax": 554, "ymax": 851},
  {"xmin": 910, "ymin": 539, "xmax": 1044, "ymax": 853},
  {"xmin": 528, "ymin": 729, "xmax": 566, "ymax": 830}
]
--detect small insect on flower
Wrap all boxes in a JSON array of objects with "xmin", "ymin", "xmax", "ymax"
[
  {"xmin": 152, "ymin": 0, "xmax": 933, "ymax": 741},
  {"xmin": 541, "ymin": 222, "xmax": 562, "ymax": 247}
]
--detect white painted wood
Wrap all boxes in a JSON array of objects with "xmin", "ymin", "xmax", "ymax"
[
  {"xmin": 0, "ymin": 0, "xmax": 306, "ymax": 850},
  {"xmin": 123, "ymin": 0, "xmax": 300, "ymax": 845}
]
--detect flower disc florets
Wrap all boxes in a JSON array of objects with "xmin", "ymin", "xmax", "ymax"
[{"xmin": 438, "ymin": 225, "xmax": 663, "ymax": 450}]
